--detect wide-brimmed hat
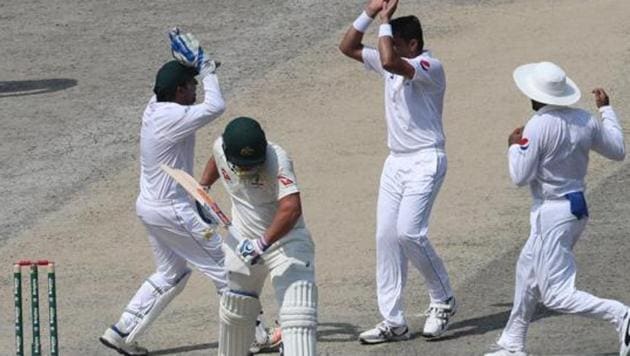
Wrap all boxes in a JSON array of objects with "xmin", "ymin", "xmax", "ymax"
[{"xmin": 513, "ymin": 61, "xmax": 581, "ymax": 106}]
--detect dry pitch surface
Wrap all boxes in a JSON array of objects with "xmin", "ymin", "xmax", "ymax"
[{"xmin": 1, "ymin": 0, "xmax": 630, "ymax": 355}]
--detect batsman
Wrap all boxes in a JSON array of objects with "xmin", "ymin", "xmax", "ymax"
[{"xmin": 199, "ymin": 117, "xmax": 318, "ymax": 356}]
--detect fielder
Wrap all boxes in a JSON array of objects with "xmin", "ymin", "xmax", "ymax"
[
  {"xmin": 199, "ymin": 117, "xmax": 318, "ymax": 356},
  {"xmin": 99, "ymin": 30, "xmax": 227, "ymax": 355},
  {"xmin": 485, "ymin": 62, "xmax": 630, "ymax": 356},
  {"xmin": 339, "ymin": 0, "xmax": 456, "ymax": 343}
]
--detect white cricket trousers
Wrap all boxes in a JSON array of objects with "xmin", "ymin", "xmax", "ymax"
[
  {"xmin": 498, "ymin": 199, "xmax": 628, "ymax": 351},
  {"xmin": 116, "ymin": 197, "xmax": 228, "ymax": 335},
  {"xmin": 376, "ymin": 148, "xmax": 453, "ymax": 327}
]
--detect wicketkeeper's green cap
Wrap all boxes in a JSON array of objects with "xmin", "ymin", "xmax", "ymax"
[
  {"xmin": 222, "ymin": 117, "xmax": 268, "ymax": 166},
  {"xmin": 153, "ymin": 60, "xmax": 198, "ymax": 98}
]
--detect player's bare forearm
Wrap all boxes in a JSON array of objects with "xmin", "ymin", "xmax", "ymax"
[
  {"xmin": 340, "ymin": 0, "xmax": 383, "ymax": 61},
  {"xmin": 378, "ymin": 36, "xmax": 415, "ymax": 79},
  {"xmin": 263, "ymin": 193, "xmax": 302, "ymax": 245},
  {"xmin": 339, "ymin": 27, "xmax": 365, "ymax": 62},
  {"xmin": 378, "ymin": 36, "xmax": 397, "ymax": 69},
  {"xmin": 376, "ymin": 0, "xmax": 413, "ymax": 79},
  {"xmin": 199, "ymin": 157, "xmax": 220, "ymax": 187}
]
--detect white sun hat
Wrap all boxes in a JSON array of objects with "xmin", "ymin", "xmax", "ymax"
[{"xmin": 513, "ymin": 61, "xmax": 581, "ymax": 106}]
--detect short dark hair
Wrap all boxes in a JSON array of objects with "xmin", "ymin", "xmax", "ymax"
[
  {"xmin": 155, "ymin": 79, "xmax": 193, "ymax": 102},
  {"xmin": 390, "ymin": 15, "xmax": 424, "ymax": 50}
]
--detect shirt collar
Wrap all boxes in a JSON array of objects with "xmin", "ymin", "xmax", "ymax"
[{"xmin": 536, "ymin": 105, "xmax": 565, "ymax": 115}]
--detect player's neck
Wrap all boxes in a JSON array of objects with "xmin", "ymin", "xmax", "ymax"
[{"xmin": 532, "ymin": 100, "xmax": 546, "ymax": 112}]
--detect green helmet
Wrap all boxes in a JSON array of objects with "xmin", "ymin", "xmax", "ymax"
[
  {"xmin": 222, "ymin": 117, "xmax": 267, "ymax": 166},
  {"xmin": 153, "ymin": 60, "xmax": 198, "ymax": 101}
]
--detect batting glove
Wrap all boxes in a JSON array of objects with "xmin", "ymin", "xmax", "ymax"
[{"xmin": 236, "ymin": 237, "xmax": 270, "ymax": 265}]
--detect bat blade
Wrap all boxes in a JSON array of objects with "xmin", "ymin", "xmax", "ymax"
[{"xmin": 160, "ymin": 164, "xmax": 250, "ymax": 275}]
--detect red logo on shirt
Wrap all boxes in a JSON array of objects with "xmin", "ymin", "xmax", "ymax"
[
  {"xmin": 278, "ymin": 175, "xmax": 293, "ymax": 186},
  {"xmin": 519, "ymin": 138, "xmax": 529, "ymax": 150},
  {"xmin": 420, "ymin": 59, "xmax": 431, "ymax": 71},
  {"xmin": 221, "ymin": 168, "xmax": 231, "ymax": 182}
]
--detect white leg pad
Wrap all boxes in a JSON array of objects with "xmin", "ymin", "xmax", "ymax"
[
  {"xmin": 280, "ymin": 281, "xmax": 318, "ymax": 356},
  {"xmin": 124, "ymin": 269, "xmax": 191, "ymax": 342},
  {"xmin": 219, "ymin": 291, "xmax": 261, "ymax": 356}
]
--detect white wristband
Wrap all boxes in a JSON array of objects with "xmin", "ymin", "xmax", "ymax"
[
  {"xmin": 352, "ymin": 11, "xmax": 373, "ymax": 33},
  {"xmin": 378, "ymin": 24, "xmax": 393, "ymax": 38}
]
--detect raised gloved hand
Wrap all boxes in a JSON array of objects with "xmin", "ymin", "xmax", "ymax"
[
  {"xmin": 236, "ymin": 237, "xmax": 270, "ymax": 265},
  {"xmin": 168, "ymin": 27, "xmax": 219, "ymax": 76}
]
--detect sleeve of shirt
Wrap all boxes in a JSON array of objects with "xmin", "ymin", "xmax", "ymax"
[
  {"xmin": 405, "ymin": 55, "xmax": 445, "ymax": 89},
  {"xmin": 275, "ymin": 147, "xmax": 300, "ymax": 200},
  {"xmin": 162, "ymin": 74, "xmax": 226, "ymax": 142},
  {"xmin": 361, "ymin": 47, "xmax": 385, "ymax": 76},
  {"xmin": 212, "ymin": 137, "xmax": 224, "ymax": 160},
  {"xmin": 508, "ymin": 118, "xmax": 541, "ymax": 186},
  {"xmin": 591, "ymin": 106, "xmax": 625, "ymax": 161}
]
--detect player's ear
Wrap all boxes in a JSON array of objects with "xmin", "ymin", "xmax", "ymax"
[
  {"xmin": 409, "ymin": 39, "xmax": 419, "ymax": 53},
  {"xmin": 174, "ymin": 84, "xmax": 188, "ymax": 100}
]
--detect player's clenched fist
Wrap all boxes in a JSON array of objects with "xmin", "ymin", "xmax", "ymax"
[
  {"xmin": 592, "ymin": 87, "xmax": 610, "ymax": 108},
  {"xmin": 237, "ymin": 237, "xmax": 270, "ymax": 265},
  {"xmin": 508, "ymin": 126, "xmax": 524, "ymax": 147}
]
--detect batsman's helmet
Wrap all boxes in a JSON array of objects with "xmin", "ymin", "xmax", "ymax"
[{"xmin": 222, "ymin": 117, "xmax": 268, "ymax": 166}]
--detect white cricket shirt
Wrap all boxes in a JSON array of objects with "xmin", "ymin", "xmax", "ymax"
[
  {"xmin": 213, "ymin": 137, "xmax": 305, "ymax": 240},
  {"xmin": 362, "ymin": 47, "xmax": 446, "ymax": 153},
  {"xmin": 508, "ymin": 105, "xmax": 625, "ymax": 200},
  {"xmin": 138, "ymin": 74, "xmax": 225, "ymax": 202}
]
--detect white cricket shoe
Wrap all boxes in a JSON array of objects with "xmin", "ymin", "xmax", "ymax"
[
  {"xmin": 484, "ymin": 343, "xmax": 527, "ymax": 356},
  {"xmin": 358, "ymin": 321, "xmax": 409, "ymax": 344},
  {"xmin": 422, "ymin": 296, "xmax": 457, "ymax": 338},
  {"xmin": 99, "ymin": 327, "xmax": 148, "ymax": 356},
  {"xmin": 249, "ymin": 322, "xmax": 282, "ymax": 354},
  {"xmin": 620, "ymin": 310, "xmax": 630, "ymax": 356}
]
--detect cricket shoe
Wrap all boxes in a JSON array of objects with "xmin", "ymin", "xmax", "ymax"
[
  {"xmin": 359, "ymin": 321, "xmax": 409, "ymax": 344},
  {"xmin": 249, "ymin": 323, "xmax": 283, "ymax": 354},
  {"xmin": 99, "ymin": 327, "xmax": 148, "ymax": 356},
  {"xmin": 620, "ymin": 309, "xmax": 630, "ymax": 356},
  {"xmin": 422, "ymin": 296, "xmax": 457, "ymax": 338},
  {"xmin": 483, "ymin": 343, "xmax": 527, "ymax": 356}
]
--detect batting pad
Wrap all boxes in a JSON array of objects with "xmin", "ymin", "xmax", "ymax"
[
  {"xmin": 126, "ymin": 269, "xmax": 191, "ymax": 342},
  {"xmin": 280, "ymin": 281, "xmax": 318, "ymax": 356},
  {"xmin": 219, "ymin": 291, "xmax": 261, "ymax": 356}
]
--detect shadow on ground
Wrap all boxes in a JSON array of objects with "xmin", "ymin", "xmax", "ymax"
[
  {"xmin": 145, "ymin": 322, "xmax": 359, "ymax": 355},
  {"xmin": 0, "ymin": 79, "xmax": 77, "ymax": 98},
  {"xmin": 437, "ymin": 305, "xmax": 560, "ymax": 341},
  {"xmin": 150, "ymin": 341, "xmax": 218, "ymax": 355},
  {"xmin": 317, "ymin": 322, "xmax": 360, "ymax": 342}
]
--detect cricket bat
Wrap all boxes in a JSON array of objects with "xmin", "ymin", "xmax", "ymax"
[{"xmin": 160, "ymin": 164, "xmax": 250, "ymax": 275}]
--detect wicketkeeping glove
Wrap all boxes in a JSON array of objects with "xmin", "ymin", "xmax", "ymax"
[
  {"xmin": 168, "ymin": 27, "xmax": 219, "ymax": 76},
  {"xmin": 236, "ymin": 238, "xmax": 270, "ymax": 265}
]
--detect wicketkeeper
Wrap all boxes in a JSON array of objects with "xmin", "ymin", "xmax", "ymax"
[
  {"xmin": 99, "ymin": 29, "xmax": 225, "ymax": 356},
  {"xmin": 200, "ymin": 117, "xmax": 318, "ymax": 356},
  {"xmin": 100, "ymin": 29, "xmax": 281, "ymax": 356}
]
